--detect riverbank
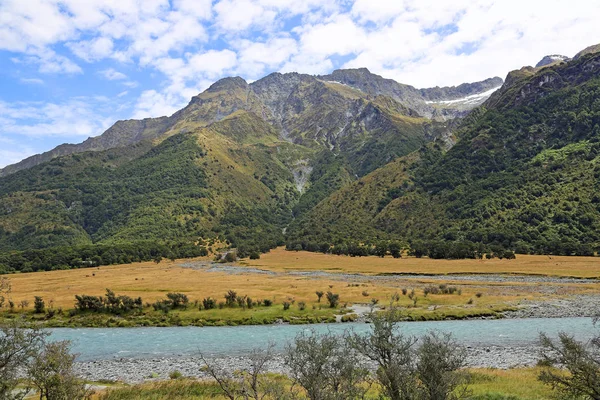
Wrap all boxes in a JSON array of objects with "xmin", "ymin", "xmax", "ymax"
[{"xmin": 76, "ymin": 344, "xmax": 543, "ymax": 384}]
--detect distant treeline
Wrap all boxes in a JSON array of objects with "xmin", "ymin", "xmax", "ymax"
[
  {"xmin": 285, "ymin": 239, "xmax": 516, "ymax": 259},
  {"xmin": 0, "ymin": 240, "xmax": 208, "ymax": 274}
]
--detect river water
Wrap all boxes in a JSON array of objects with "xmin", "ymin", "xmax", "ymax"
[{"xmin": 49, "ymin": 317, "xmax": 596, "ymax": 362}]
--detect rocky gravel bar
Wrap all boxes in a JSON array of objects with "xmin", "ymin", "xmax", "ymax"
[{"xmin": 76, "ymin": 344, "xmax": 543, "ymax": 384}]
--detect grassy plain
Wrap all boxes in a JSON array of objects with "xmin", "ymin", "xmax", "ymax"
[
  {"xmin": 2, "ymin": 248, "xmax": 598, "ymax": 326},
  {"xmin": 245, "ymin": 247, "xmax": 600, "ymax": 278}
]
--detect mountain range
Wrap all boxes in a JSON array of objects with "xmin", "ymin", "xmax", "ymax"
[{"xmin": 1, "ymin": 44, "xmax": 599, "ymax": 265}]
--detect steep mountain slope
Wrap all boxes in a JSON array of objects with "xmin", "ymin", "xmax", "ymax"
[{"xmin": 288, "ymin": 47, "xmax": 600, "ymax": 256}]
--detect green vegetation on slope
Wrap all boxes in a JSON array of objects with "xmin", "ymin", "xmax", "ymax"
[{"xmin": 288, "ymin": 51, "xmax": 600, "ymax": 256}]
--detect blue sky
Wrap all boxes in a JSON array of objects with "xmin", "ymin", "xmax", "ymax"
[{"xmin": 1, "ymin": 0, "xmax": 599, "ymax": 168}]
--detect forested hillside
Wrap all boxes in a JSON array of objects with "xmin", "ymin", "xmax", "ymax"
[{"xmin": 288, "ymin": 49, "xmax": 600, "ymax": 257}]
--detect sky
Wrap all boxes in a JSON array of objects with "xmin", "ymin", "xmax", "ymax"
[{"xmin": 1, "ymin": 0, "xmax": 599, "ymax": 168}]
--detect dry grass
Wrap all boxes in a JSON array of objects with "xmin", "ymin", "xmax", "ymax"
[
  {"xmin": 244, "ymin": 248, "xmax": 600, "ymax": 278},
  {"xmin": 3, "ymin": 249, "xmax": 597, "ymax": 320}
]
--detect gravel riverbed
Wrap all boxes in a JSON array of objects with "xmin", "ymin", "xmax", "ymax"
[{"xmin": 76, "ymin": 345, "xmax": 543, "ymax": 384}]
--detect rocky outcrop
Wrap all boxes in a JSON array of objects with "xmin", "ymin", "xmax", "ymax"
[{"xmin": 535, "ymin": 54, "xmax": 570, "ymax": 68}]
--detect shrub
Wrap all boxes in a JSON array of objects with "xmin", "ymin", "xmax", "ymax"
[
  {"xmin": 262, "ymin": 299, "xmax": 273, "ymax": 307},
  {"xmin": 402, "ymin": 288, "xmax": 408, "ymax": 296},
  {"xmin": 362, "ymin": 291, "xmax": 370, "ymax": 297},
  {"xmin": 283, "ymin": 302, "xmax": 291, "ymax": 311},
  {"xmin": 224, "ymin": 290, "xmax": 237, "ymax": 307},
  {"xmin": 246, "ymin": 297, "xmax": 253, "ymax": 309},
  {"xmin": 202, "ymin": 297, "xmax": 216, "ymax": 310},
  {"xmin": 286, "ymin": 331, "xmax": 370, "ymax": 400},
  {"xmin": 166, "ymin": 293, "xmax": 189, "ymax": 309},
  {"xmin": 475, "ymin": 293, "xmax": 483, "ymax": 298},
  {"xmin": 249, "ymin": 251, "xmax": 260, "ymax": 260},
  {"xmin": 298, "ymin": 302, "xmax": 306, "ymax": 311},
  {"xmin": 325, "ymin": 292, "xmax": 339, "ymax": 308},
  {"xmin": 169, "ymin": 370, "xmax": 183, "ymax": 380}
]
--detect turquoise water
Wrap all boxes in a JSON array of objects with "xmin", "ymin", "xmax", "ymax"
[{"xmin": 49, "ymin": 317, "xmax": 597, "ymax": 361}]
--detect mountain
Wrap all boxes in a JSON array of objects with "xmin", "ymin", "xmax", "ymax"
[
  {"xmin": 0, "ymin": 70, "xmax": 501, "ymax": 178},
  {"xmin": 3, "ymin": 68, "xmax": 494, "ymax": 255},
  {"xmin": 287, "ymin": 45, "xmax": 600, "ymax": 256},
  {"xmin": 3, "ymin": 43, "xmax": 598, "ymax": 265}
]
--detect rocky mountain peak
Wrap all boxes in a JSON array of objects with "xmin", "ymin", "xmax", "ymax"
[
  {"xmin": 535, "ymin": 54, "xmax": 570, "ymax": 68},
  {"xmin": 206, "ymin": 76, "xmax": 248, "ymax": 92}
]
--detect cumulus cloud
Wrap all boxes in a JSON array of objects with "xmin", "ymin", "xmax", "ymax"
[
  {"xmin": 0, "ymin": 98, "xmax": 115, "ymax": 138},
  {"xmin": 2, "ymin": 0, "xmax": 600, "ymax": 164}
]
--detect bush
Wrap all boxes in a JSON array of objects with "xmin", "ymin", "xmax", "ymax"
[
  {"xmin": 166, "ymin": 293, "xmax": 189, "ymax": 308},
  {"xmin": 298, "ymin": 301, "xmax": 306, "ymax": 311},
  {"xmin": 325, "ymin": 292, "xmax": 339, "ymax": 308},
  {"xmin": 283, "ymin": 302, "xmax": 291, "ymax": 311},
  {"xmin": 315, "ymin": 291, "xmax": 324, "ymax": 302},
  {"xmin": 34, "ymin": 296, "xmax": 45, "ymax": 314},
  {"xmin": 262, "ymin": 299, "xmax": 273, "ymax": 307},
  {"xmin": 224, "ymin": 290, "xmax": 237, "ymax": 307},
  {"xmin": 286, "ymin": 330, "xmax": 370, "ymax": 400},
  {"xmin": 202, "ymin": 297, "xmax": 216, "ymax": 310},
  {"xmin": 169, "ymin": 370, "xmax": 183, "ymax": 380}
]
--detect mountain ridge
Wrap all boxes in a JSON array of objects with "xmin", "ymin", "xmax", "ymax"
[{"xmin": 0, "ymin": 69, "xmax": 502, "ymax": 177}]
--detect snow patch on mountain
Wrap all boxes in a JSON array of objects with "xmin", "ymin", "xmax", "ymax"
[{"xmin": 425, "ymin": 86, "xmax": 501, "ymax": 106}]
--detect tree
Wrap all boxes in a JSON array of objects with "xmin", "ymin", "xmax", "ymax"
[
  {"xmin": 325, "ymin": 292, "xmax": 339, "ymax": 308},
  {"xmin": 315, "ymin": 291, "xmax": 324, "ymax": 303},
  {"xmin": 200, "ymin": 343, "xmax": 289, "ymax": 400},
  {"xmin": 28, "ymin": 340, "xmax": 89, "ymax": 400},
  {"xmin": 285, "ymin": 330, "xmax": 371, "ymax": 400},
  {"xmin": 0, "ymin": 319, "xmax": 47, "ymax": 400},
  {"xmin": 349, "ymin": 308, "xmax": 418, "ymax": 400},
  {"xmin": 538, "ymin": 330, "xmax": 600, "ymax": 399}
]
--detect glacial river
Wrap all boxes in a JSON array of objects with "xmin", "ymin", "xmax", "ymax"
[{"xmin": 48, "ymin": 317, "xmax": 597, "ymax": 361}]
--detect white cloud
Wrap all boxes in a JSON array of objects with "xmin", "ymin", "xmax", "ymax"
[
  {"xmin": 69, "ymin": 36, "xmax": 114, "ymax": 62},
  {"xmin": 0, "ymin": 99, "xmax": 114, "ymax": 138},
  {"xmin": 100, "ymin": 68, "xmax": 127, "ymax": 80},
  {"xmin": 214, "ymin": 0, "xmax": 275, "ymax": 32}
]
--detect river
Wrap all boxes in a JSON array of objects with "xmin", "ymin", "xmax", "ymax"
[{"xmin": 49, "ymin": 317, "xmax": 597, "ymax": 362}]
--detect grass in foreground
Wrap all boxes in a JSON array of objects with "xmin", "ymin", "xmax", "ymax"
[{"xmin": 96, "ymin": 368, "xmax": 555, "ymax": 400}]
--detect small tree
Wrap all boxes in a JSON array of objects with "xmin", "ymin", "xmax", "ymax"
[
  {"xmin": 326, "ymin": 291, "xmax": 339, "ymax": 308},
  {"xmin": 28, "ymin": 340, "xmax": 89, "ymax": 399},
  {"xmin": 315, "ymin": 291, "xmax": 324, "ymax": 303},
  {"xmin": 34, "ymin": 296, "xmax": 45, "ymax": 314},
  {"xmin": 416, "ymin": 331, "xmax": 469, "ymax": 400},
  {"xmin": 200, "ymin": 343, "xmax": 288, "ymax": 400},
  {"xmin": 538, "ymin": 331, "xmax": 600, "ymax": 399},
  {"xmin": 349, "ymin": 308, "xmax": 418, "ymax": 400},
  {"xmin": 0, "ymin": 319, "xmax": 47, "ymax": 399},
  {"xmin": 285, "ymin": 330, "xmax": 371, "ymax": 400}
]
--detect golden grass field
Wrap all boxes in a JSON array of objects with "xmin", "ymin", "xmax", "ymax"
[
  {"xmin": 3, "ymin": 248, "xmax": 598, "ymax": 320},
  {"xmin": 245, "ymin": 247, "xmax": 600, "ymax": 278}
]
